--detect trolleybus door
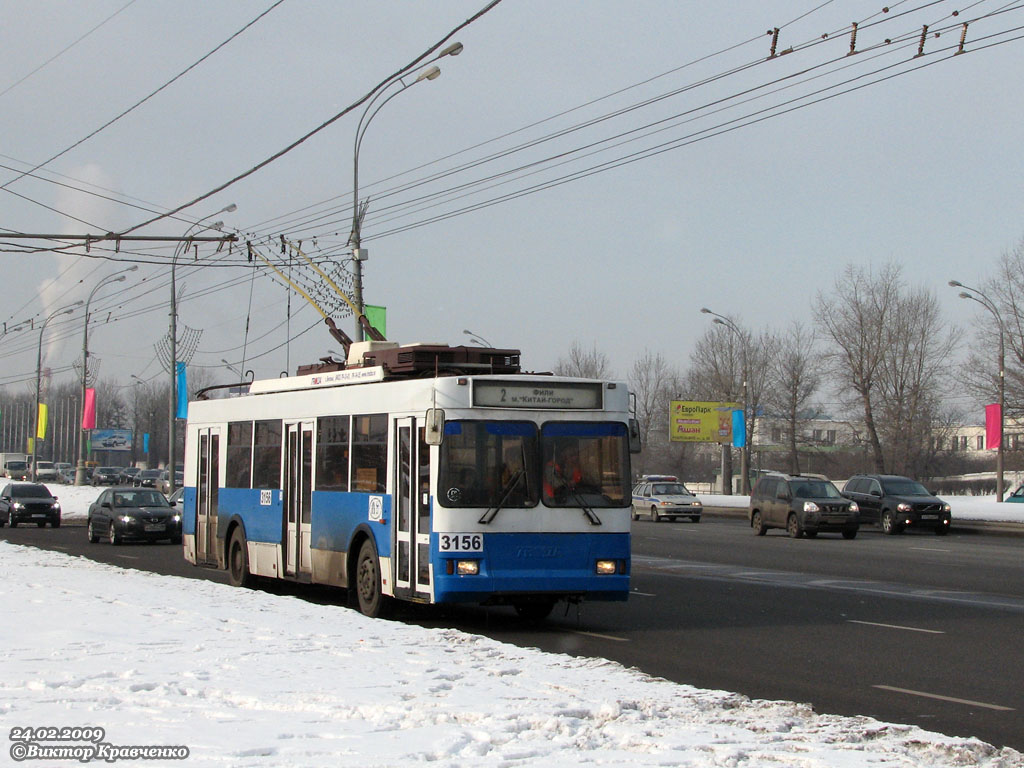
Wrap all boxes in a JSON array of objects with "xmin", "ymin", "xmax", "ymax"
[
  {"xmin": 195, "ymin": 427, "xmax": 220, "ymax": 567},
  {"xmin": 284, "ymin": 420, "xmax": 313, "ymax": 577},
  {"xmin": 393, "ymin": 417, "xmax": 431, "ymax": 600}
]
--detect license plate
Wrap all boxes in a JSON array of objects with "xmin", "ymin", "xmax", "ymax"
[
  {"xmin": 144, "ymin": 523, "xmax": 166, "ymax": 532},
  {"xmin": 438, "ymin": 533, "xmax": 483, "ymax": 552},
  {"xmin": 920, "ymin": 514, "xmax": 938, "ymax": 520},
  {"xmin": 31, "ymin": 513, "xmax": 46, "ymax": 518}
]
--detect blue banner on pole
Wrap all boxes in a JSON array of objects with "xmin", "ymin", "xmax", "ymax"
[
  {"xmin": 176, "ymin": 363, "xmax": 188, "ymax": 419},
  {"xmin": 732, "ymin": 409, "xmax": 746, "ymax": 448},
  {"xmin": 143, "ymin": 433, "xmax": 150, "ymax": 453}
]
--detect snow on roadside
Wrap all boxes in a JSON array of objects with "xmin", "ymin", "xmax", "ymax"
[{"xmin": 1, "ymin": 542, "xmax": 1021, "ymax": 767}]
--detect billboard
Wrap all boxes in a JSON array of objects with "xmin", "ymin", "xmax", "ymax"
[
  {"xmin": 669, "ymin": 401, "xmax": 739, "ymax": 443},
  {"xmin": 91, "ymin": 428, "xmax": 133, "ymax": 452}
]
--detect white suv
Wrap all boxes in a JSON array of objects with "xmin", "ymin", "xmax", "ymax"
[{"xmin": 34, "ymin": 461, "xmax": 57, "ymax": 481}]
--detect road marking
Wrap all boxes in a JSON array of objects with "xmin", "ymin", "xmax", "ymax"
[
  {"xmin": 631, "ymin": 590, "xmax": 656, "ymax": 597},
  {"xmin": 911, "ymin": 547, "xmax": 951, "ymax": 553},
  {"xmin": 848, "ymin": 620, "xmax": 944, "ymax": 634},
  {"xmin": 873, "ymin": 685, "xmax": 1014, "ymax": 711},
  {"xmin": 561, "ymin": 628, "xmax": 629, "ymax": 642},
  {"xmin": 115, "ymin": 555, "xmax": 140, "ymax": 560}
]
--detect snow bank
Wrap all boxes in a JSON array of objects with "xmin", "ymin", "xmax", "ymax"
[{"xmin": 1, "ymin": 543, "xmax": 1021, "ymax": 767}]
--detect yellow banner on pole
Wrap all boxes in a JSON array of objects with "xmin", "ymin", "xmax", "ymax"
[
  {"xmin": 669, "ymin": 400, "xmax": 739, "ymax": 443},
  {"xmin": 37, "ymin": 403, "xmax": 48, "ymax": 440}
]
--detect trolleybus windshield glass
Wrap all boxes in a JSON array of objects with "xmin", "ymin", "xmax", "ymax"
[
  {"xmin": 438, "ymin": 421, "xmax": 539, "ymax": 508},
  {"xmin": 541, "ymin": 422, "xmax": 630, "ymax": 508}
]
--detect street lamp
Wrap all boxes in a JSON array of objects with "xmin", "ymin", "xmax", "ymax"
[
  {"xmin": 462, "ymin": 329, "xmax": 492, "ymax": 347},
  {"xmin": 700, "ymin": 307, "xmax": 750, "ymax": 494},
  {"xmin": 34, "ymin": 301, "xmax": 83, "ymax": 480},
  {"xmin": 350, "ymin": 42, "xmax": 463, "ymax": 340},
  {"xmin": 76, "ymin": 266, "xmax": 138, "ymax": 485},
  {"xmin": 949, "ymin": 279, "xmax": 1006, "ymax": 501},
  {"xmin": 169, "ymin": 204, "xmax": 236, "ymax": 493}
]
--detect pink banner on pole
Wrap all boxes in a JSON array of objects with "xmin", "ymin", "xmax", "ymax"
[
  {"xmin": 82, "ymin": 388, "xmax": 96, "ymax": 430},
  {"xmin": 985, "ymin": 403, "xmax": 1002, "ymax": 450}
]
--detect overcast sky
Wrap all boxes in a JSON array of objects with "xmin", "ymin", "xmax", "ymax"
[{"xmin": 2, "ymin": 1, "xmax": 1022, "ymax": 418}]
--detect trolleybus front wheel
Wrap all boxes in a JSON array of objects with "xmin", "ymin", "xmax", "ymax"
[
  {"xmin": 227, "ymin": 528, "xmax": 254, "ymax": 588},
  {"xmin": 355, "ymin": 538, "xmax": 390, "ymax": 618}
]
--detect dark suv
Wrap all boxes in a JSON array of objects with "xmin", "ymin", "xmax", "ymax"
[
  {"xmin": 748, "ymin": 474, "xmax": 860, "ymax": 539},
  {"xmin": 842, "ymin": 474, "xmax": 951, "ymax": 535}
]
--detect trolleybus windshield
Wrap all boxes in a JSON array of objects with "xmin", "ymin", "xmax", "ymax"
[{"xmin": 438, "ymin": 420, "xmax": 631, "ymax": 509}]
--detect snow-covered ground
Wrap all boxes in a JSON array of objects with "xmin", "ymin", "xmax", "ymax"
[{"xmin": 1, "ymin": 485, "xmax": 1021, "ymax": 765}]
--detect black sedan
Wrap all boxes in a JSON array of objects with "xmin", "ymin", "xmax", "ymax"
[
  {"xmin": 133, "ymin": 469, "xmax": 162, "ymax": 488},
  {"xmin": 91, "ymin": 466, "xmax": 121, "ymax": 486},
  {"xmin": 0, "ymin": 482, "xmax": 61, "ymax": 528},
  {"xmin": 87, "ymin": 487, "xmax": 182, "ymax": 545}
]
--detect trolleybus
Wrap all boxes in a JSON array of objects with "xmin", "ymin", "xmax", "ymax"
[{"xmin": 183, "ymin": 340, "xmax": 639, "ymax": 619}]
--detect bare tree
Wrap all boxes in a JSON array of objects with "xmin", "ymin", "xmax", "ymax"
[
  {"xmin": 766, "ymin": 322, "xmax": 821, "ymax": 474},
  {"xmin": 817, "ymin": 263, "xmax": 959, "ymax": 476},
  {"xmin": 553, "ymin": 341, "xmax": 612, "ymax": 379},
  {"xmin": 627, "ymin": 350, "xmax": 677, "ymax": 477},
  {"xmin": 816, "ymin": 264, "xmax": 899, "ymax": 472}
]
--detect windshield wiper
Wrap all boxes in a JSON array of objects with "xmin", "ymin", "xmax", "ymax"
[
  {"xmin": 570, "ymin": 488, "xmax": 603, "ymax": 526},
  {"xmin": 478, "ymin": 469, "xmax": 525, "ymax": 524}
]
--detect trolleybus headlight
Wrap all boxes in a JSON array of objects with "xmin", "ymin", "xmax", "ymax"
[
  {"xmin": 595, "ymin": 560, "xmax": 617, "ymax": 575},
  {"xmin": 456, "ymin": 560, "xmax": 479, "ymax": 576}
]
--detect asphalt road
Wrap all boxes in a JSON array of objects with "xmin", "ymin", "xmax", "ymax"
[{"xmin": 3, "ymin": 516, "xmax": 1022, "ymax": 751}]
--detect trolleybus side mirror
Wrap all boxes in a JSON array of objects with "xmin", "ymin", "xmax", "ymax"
[
  {"xmin": 628, "ymin": 418, "xmax": 642, "ymax": 454},
  {"xmin": 424, "ymin": 408, "xmax": 445, "ymax": 446}
]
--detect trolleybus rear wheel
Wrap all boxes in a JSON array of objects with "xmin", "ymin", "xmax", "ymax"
[
  {"xmin": 227, "ymin": 528, "xmax": 254, "ymax": 588},
  {"xmin": 355, "ymin": 539, "xmax": 390, "ymax": 618}
]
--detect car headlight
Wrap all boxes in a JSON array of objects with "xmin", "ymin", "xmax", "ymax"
[
  {"xmin": 942, "ymin": 503, "xmax": 951, "ymax": 513},
  {"xmin": 52, "ymin": 502, "xmax": 60, "ymax": 510},
  {"xmin": 12, "ymin": 502, "xmax": 24, "ymax": 510},
  {"xmin": 119, "ymin": 515, "xmax": 135, "ymax": 523},
  {"xmin": 803, "ymin": 501, "xmax": 820, "ymax": 513},
  {"xmin": 172, "ymin": 514, "xmax": 181, "ymax": 523},
  {"xmin": 848, "ymin": 501, "xmax": 859, "ymax": 513},
  {"xmin": 692, "ymin": 501, "xmax": 702, "ymax": 507},
  {"xmin": 897, "ymin": 502, "xmax": 912, "ymax": 512}
]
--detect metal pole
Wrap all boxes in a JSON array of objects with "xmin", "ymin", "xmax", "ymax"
[{"xmin": 35, "ymin": 304, "xmax": 80, "ymax": 481}]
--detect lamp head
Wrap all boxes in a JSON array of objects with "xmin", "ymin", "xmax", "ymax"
[
  {"xmin": 958, "ymin": 292, "xmax": 972, "ymax": 300},
  {"xmin": 712, "ymin": 318, "xmax": 726, "ymax": 326},
  {"xmin": 222, "ymin": 203, "xmax": 238, "ymax": 214},
  {"xmin": 948, "ymin": 280, "xmax": 962, "ymax": 287},
  {"xmin": 416, "ymin": 65, "xmax": 441, "ymax": 82},
  {"xmin": 700, "ymin": 307, "xmax": 712, "ymax": 314},
  {"xmin": 440, "ymin": 42, "xmax": 464, "ymax": 57}
]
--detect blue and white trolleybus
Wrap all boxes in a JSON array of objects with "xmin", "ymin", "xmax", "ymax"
[{"xmin": 182, "ymin": 341, "xmax": 639, "ymax": 619}]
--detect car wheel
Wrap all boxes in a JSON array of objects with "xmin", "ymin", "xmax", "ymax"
[
  {"xmin": 787, "ymin": 514, "xmax": 802, "ymax": 539},
  {"xmin": 355, "ymin": 538, "xmax": 390, "ymax": 618},
  {"xmin": 109, "ymin": 521, "xmax": 122, "ymax": 546},
  {"xmin": 631, "ymin": 508, "xmax": 638, "ymax": 521},
  {"xmin": 8, "ymin": 511, "xmax": 17, "ymax": 528},
  {"xmin": 88, "ymin": 519, "xmax": 99, "ymax": 543},
  {"xmin": 650, "ymin": 506, "xmax": 660, "ymax": 523},
  {"xmin": 842, "ymin": 529, "xmax": 858, "ymax": 540},
  {"xmin": 227, "ymin": 528, "xmax": 254, "ymax": 588},
  {"xmin": 751, "ymin": 511, "xmax": 767, "ymax": 536},
  {"xmin": 881, "ymin": 510, "xmax": 901, "ymax": 535}
]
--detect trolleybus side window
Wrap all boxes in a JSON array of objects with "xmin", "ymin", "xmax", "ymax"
[
  {"xmin": 316, "ymin": 415, "xmax": 350, "ymax": 492},
  {"xmin": 438, "ymin": 421, "xmax": 539, "ymax": 508},
  {"xmin": 253, "ymin": 419, "xmax": 282, "ymax": 489},
  {"xmin": 352, "ymin": 414, "xmax": 387, "ymax": 492},
  {"xmin": 541, "ymin": 422, "xmax": 630, "ymax": 508},
  {"xmin": 226, "ymin": 421, "xmax": 253, "ymax": 489}
]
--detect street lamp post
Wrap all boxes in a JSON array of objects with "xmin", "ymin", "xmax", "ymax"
[
  {"xmin": 168, "ymin": 205, "xmax": 236, "ymax": 494},
  {"xmin": 350, "ymin": 42, "xmax": 463, "ymax": 341},
  {"xmin": 701, "ymin": 307, "xmax": 750, "ymax": 494},
  {"xmin": 34, "ymin": 302, "xmax": 83, "ymax": 481},
  {"xmin": 76, "ymin": 266, "xmax": 138, "ymax": 485},
  {"xmin": 462, "ymin": 329, "xmax": 492, "ymax": 347},
  {"xmin": 949, "ymin": 280, "xmax": 1006, "ymax": 501}
]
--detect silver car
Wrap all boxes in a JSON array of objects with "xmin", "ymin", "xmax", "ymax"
[{"xmin": 631, "ymin": 480, "xmax": 703, "ymax": 523}]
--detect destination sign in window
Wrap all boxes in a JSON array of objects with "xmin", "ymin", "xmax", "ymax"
[{"xmin": 472, "ymin": 381, "xmax": 602, "ymax": 409}]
